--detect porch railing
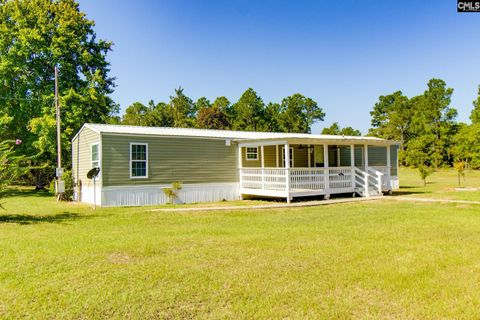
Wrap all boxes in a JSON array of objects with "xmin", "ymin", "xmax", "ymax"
[
  {"xmin": 240, "ymin": 167, "xmax": 358, "ymax": 191},
  {"xmin": 240, "ymin": 166, "xmax": 388, "ymax": 197}
]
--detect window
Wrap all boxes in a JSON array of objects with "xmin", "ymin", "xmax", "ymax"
[
  {"xmin": 246, "ymin": 147, "xmax": 258, "ymax": 160},
  {"xmin": 130, "ymin": 143, "xmax": 148, "ymax": 178},
  {"xmin": 282, "ymin": 147, "xmax": 294, "ymax": 167},
  {"xmin": 91, "ymin": 143, "xmax": 100, "ymax": 168}
]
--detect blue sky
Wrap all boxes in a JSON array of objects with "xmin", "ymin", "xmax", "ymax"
[{"xmin": 79, "ymin": 0, "xmax": 480, "ymax": 134}]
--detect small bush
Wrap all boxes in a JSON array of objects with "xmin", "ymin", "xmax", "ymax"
[{"xmin": 163, "ymin": 181, "xmax": 183, "ymax": 204}]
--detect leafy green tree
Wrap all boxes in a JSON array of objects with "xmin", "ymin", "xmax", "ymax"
[
  {"xmin": 369, "ymin": 91, "xmax": 411, "ymax": 161},
  {"xmin": 195, "ymin": 96, "xmax": 231, "ymax": 130},
  {"xmin": 408, "ymin": 79, "xmax": 457, "ymax": 167},
  {"xmin": 418, "ymin": 164, "xmax": 434, "ymax": 187},
  {"xmin": 278, "ymin": 94, "xmax": 325, "ymax": 133},
  {"xmin": 369, "ymin": 80, "xmax": 458, "ymax": 168},
  {"xmin": 452, "ymin": 123, "xmax": 480, "ymax": 169},
  {"xmin": 0, "ymin": 0, "xmax": 117, "ymax": 182},
  {"xmin": 230, "ymin": 88, "xmax": 266, "ymax": 131},
  {"xmin": 196, "ymin": 105, "xmax": 230, "ymax": 130},
  {"xmin": 471, "ymin": 85, "xmax": 480, "ymax": 124},
  {"xmin": 122, "ymin": 102, "xmax": 149, "ymax": 126},
  {"xmin": 0, "ymin": 139, "xmax": 30, "ymax": 203},
  {"xmin": 146, "ymin": 101, "xmax": 174, "ymax": 127},
  {"xmin": 264, "ymin": 102, "xmax": 282, "ymax": 132},
  {"xmin": 322, "ymin": 122, "xmax": 361, "ymax": 136},
  {"xmin": 169, "ymin": 87, "xmax": 196, "ymax": 127}
]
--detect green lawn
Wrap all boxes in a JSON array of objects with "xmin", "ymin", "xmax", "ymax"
[
  {"xmin": 1, "ymin": 170, "xmax": 480, "ymax": 319},
  {"xmin": 396, "ymin": 167, "xmax": 480, "ymax": 201}
]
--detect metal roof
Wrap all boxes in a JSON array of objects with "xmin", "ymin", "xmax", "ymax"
[{"xmin": 74, "ymin": 123, "xmax": 398, "ymax": 145}]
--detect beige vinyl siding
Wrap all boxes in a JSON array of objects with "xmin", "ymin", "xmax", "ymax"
[
  {"xmin": 242, "ymin": 145, "xmax": 310, "ymax": 168},
  {"xmin": 264, "ymin": 146, "xmax": 276, "ymax": 167},
  {"xmin": 242, "ymin": 146, "xmax": 277, "ymax": 167},
  {"xmin": 101, "ymin": 135, "xmax": 238, "ymax": 186},
  {"xmin": 293, "ymin": 145, "xmax": 308, "ymax": 167},
  {"xmin": 242, "ymin": 147, "xmax": 261, "ymax": 168},
  {"xmin": 72, "ymin": 127, "xmax": 101, "ymax": 187}
]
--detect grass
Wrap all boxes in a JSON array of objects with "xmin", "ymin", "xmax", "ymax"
[
  {"xmin": 0, "ymin": 169, "xmax": 479, "ymax": 319},
  {"xmin": 396, "ymin": 167, "xmax": 480, "ymax": 201}
]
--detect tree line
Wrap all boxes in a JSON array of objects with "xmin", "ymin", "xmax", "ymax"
[
  {"xmin": 1, "ymin": 0, "xmax": 480, "ymax": 190},
  {"xmin": 119, "ymin": 87, "xmax": 325, "ymax": 134},
  {"xmin": 369, "ymin": 78, "xmax": 480, "ymax": 172}
]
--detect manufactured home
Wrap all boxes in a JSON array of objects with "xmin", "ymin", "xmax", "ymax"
[{"xmin": 72, "ymin": 123, "xmax": 400, "ymax": 207}]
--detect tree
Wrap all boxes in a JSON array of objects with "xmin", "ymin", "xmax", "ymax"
[
  {"xmin": 451, "ymin": 123, "xmax": 480, "ymax": 169},
  {"xmin": 322, "ymin": 122, "xmax": 361, "ymax": 136},
  {"xmin": 196, "ymin": 97, "xmax": 230, "ymax": 130},
  {"xmin": 369, "ymin": 79, "xmax": 458, "ymax": 168},
  {"xmin": 418, "ymin": 164, "xmax": 433, "ymax": 187},
  {"xmin": 145, "ymin": 101, "xmax": 174, "ymax": 127},
  {"xmin": 264, "ymin": 102, "xmax": 282, "ymax": 132},
  {"xmin": 408, "ymin": 79, "xmax": 457, "ymax": 167},
  {"xmin": 230, "ymin": 88, "xmax": 266, "ymax": 131},
  {"xmin": 122, "ymin": 102, "xmax": 149, "ymax": 126},
  {"xmin": 369, "ymin": 91, "xmax": 411, "ymax": 159},
  {"xmin": 169, "ymin": 87, "xmax": 196, "ymax": 127},
  {"xmin": 471, "ymin": 85, "xmax": 480, "ymax": 124},
  {"xmin": 0, "ymin": 139, "xmax": 30, "ymax": 203},
  {"xmin": 0, "ymin": 0, "xmax": 117, "ymax": 183},
  {"xmin": 277, "ymin": 94, "xmax": 325, "ymax": 133}
]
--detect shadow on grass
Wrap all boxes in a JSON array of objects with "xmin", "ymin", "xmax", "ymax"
[
  {"xmin": 0, "ymin": 211, "xmax": 92, "ymax": 225},
  {"xmin": 1, "ymin": 188, "xmax": 51, "ymax": 198},
  {"xmin": 390, "ymin": 188, "xmax": 429, "ymax": 197}
]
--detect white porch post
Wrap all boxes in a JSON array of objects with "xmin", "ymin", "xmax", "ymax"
[
  {"xmin": 285, "ymin": 143, "xmax": 291, "ymax": 203},
  {"xmin": 323, "ymin": 144, "xmax": 330, "ymax": 199},
  {"xmin": 364, "ymin": 144, "xmax": 369, "ymax": 197},
  {"xmin": 238, "ymin": 146, "xmax": 243, "ymax": 198},
  {"xmin": 350, "ymin": 144, "xmax": 355, "ymax": 190},
  {"xmin": 337, "ymin": 147, "xmax": 341, "ymax": 167},
  {"xmin": 261, "ymin": 145, "xmax": 265, "ymax": 190},
  {"xmin": 386, "ymin": 145, "xmax": 391, "ymax": 189}
]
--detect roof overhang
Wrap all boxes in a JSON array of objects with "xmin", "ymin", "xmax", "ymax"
[{"xmin": 235, "ymin": 137, "xmax": 401, "ymax": 147}]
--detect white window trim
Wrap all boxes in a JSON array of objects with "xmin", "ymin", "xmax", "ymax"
[
  {"xmin": 130, "ymin": 142, "xmax": 149, "ymax": 179},
  {"xmin": 246, "ymin": 146, "xmax": 259, "ymax": 161},
  {"xmin": 90, "ymin": 143, "xmax": 100, "ymax": 169},
  {"xmin": 282, "ymin": 147, "xmax": 295, "ymax": 167}
]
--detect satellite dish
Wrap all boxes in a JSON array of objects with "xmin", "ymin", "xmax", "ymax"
[{"xmin": 87, "ymin": 167, "xmax": 100, "ymax": 179}]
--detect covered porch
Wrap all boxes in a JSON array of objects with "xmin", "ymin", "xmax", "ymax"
[{"xmin": 236, "ymin": 138, "xmax": 399, "ymax": 203}]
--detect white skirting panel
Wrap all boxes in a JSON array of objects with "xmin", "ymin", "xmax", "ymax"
[
  {"xmin": 99, "ymin": 183, "xmax": 240, "ymax": 207},
  {"xmin": 390, "ymin": 176, "xmax": 399, "ymax": 190},
  {"xmin": 76, "ymin": 182, "xmax": 102, "ymax": 206}
]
